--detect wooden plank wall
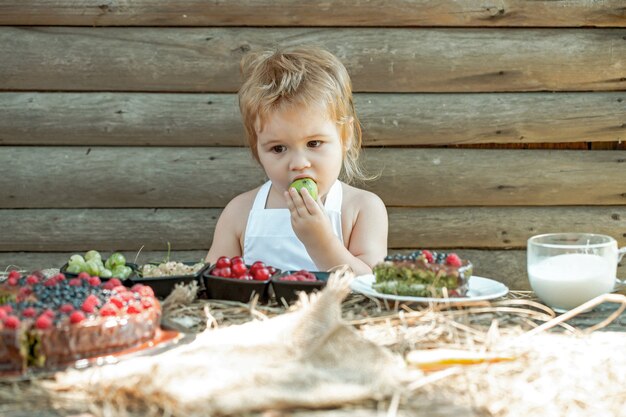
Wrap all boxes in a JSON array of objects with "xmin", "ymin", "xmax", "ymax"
[{"xmin": 1, "ymin": 1, "xmax": 625, "ymax": 289}]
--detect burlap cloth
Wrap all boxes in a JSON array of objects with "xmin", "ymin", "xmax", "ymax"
[{"xmin": 48, "ymin": 269, "xmax": 409, "ymax": 416}]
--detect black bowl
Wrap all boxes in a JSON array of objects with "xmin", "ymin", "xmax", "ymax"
[
  {"xmin": 132, "ymin": 261, "xmax": 209, "ymax": 299},
  {"xmin": 272, "ymin": 270, "xmax": 330, "ymax": 304},
  {"xmin": 202, "ymin": 266, "xmax": 273, "ymax": 303}
]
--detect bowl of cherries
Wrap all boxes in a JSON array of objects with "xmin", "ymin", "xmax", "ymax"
[
  {"xmin": 272, "ymin": 270, "xmax": 330, "ymax": 304},
  {"xmin": 202, "ymin": 256, "xmax": 278, "ymax": 303}
]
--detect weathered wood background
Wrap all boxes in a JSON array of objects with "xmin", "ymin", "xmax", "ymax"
[{"xmin": 1, "ymin": 0, "xmax": 625, "ymax": 290}]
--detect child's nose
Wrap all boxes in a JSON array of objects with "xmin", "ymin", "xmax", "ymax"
[{"xmin": 289, "ymin": 152, "xmax": 311, "ymax": 170}]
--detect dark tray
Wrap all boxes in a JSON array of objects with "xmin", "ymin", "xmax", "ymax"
[
  {"xmin": 132, "ymin": 261, "xmax": 209, "ymax": 299},
  {"xmin": 202, "ymin": 265, "xmax": 272, "ymax": 303},
  {"xmin": 272, "ymin": 271, "xmax": 330, "ymax": 304}
]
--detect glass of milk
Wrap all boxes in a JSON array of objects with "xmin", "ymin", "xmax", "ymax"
[{"xmin": 527, "ymin": 233, "xmax": 626, "ymax": 312}]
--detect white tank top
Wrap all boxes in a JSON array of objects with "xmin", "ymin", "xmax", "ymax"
[{"xmin": 243, "ymin": 180, "xmax": 344, "ymax": 271}]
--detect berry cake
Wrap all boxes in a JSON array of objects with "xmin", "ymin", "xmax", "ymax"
[
  {"xmin": 372, "ymin": 250, "xmax": 473, "ymax": 298},
  {"xmin": 0, "ymin": 271, "xmax": 161, "ymax": 373}
]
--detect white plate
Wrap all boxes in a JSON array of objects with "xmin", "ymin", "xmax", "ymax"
[{"xmin": 350, "ymin": 274, "xmax": 509, "ymax": 304}]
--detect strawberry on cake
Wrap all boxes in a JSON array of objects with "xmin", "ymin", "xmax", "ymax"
[
  {"xmin": 0, "ymin": 271, "xmax": 161, "ymax": 373},
  {"xmin": 372, "ymin": 250, "xmax": 473, "ymax": 298}
]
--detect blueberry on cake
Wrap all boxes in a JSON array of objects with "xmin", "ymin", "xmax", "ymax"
[{"xmin": 372, "ymin": 250, "xmax": 473, "ymax": 297}]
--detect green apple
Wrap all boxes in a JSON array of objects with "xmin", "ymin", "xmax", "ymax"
[{"xmin": 290, "ymin": 178, "xmax": 318, "ymax": 200}]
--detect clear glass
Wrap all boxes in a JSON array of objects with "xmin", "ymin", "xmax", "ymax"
[{"xmin": 527, "ymin": 233, "xmax": 626, "ymax": 312}]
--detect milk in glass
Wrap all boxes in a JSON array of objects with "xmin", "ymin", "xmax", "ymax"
[{"xmin": 528, "ymin": 253, "xmax": 615, "ymax": 311}]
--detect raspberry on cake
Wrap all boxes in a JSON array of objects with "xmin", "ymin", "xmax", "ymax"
[
  {"xmin": 372, "ymin": 250, "xmax": 473, "ymax": 298},
  {"xmin": 0, "ymin": 272, "xmax": 161, "ymax": 373}
]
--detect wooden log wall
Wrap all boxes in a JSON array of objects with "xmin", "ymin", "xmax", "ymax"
[{"xmin": 1, "ymin": 1, "xmax": 625, "ymax": 289}]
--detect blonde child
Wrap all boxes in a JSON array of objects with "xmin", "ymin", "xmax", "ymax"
[{"xmin": 206, "ymin": 46, "xmax": 387, "ymax": 275}]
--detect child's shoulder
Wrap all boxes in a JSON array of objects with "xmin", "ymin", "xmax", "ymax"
[
  {"xmin": 340, "ymin": 181, "xmax": 386, "ymax": 210},
  {"xmin": 222, "ymin": 186, "xmax": 262, "ymax": 216}
]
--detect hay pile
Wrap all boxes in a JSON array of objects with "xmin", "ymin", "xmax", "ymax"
[
  {"xmin": 47, "ymin": 268, "xmax": 408, "ymax": 416},
  {"xmin": 2, "ymin": 269, "xmax": 626, "ymax": 417}
]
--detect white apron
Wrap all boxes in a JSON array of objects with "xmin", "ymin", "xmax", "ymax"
[{"xmin": 243, "ymin": 180, "xmax": 343, "ymax": 271}]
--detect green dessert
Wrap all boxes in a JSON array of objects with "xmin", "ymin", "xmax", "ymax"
[{"xmin": 373, "ymin": 250, "xmax": 472, "ymax": 298}]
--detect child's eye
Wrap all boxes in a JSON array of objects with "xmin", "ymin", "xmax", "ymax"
[
  {"xmin": 307, "ymin": 140, "xmax": 322, "ymax": 148},
  {"xmin": 271, "ymin": 145, "xmax": 286, "ymax": 153}
]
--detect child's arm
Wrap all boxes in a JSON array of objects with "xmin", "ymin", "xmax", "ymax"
[
  {"xmin": 286, "ymin": 187, "xmax": 387, "ymax": 275},
  {"xmin": 205, "ymin": 193, "xmax": 251, "ymax": 264}
]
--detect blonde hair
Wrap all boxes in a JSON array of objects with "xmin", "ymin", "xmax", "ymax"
[{"xmin": 238, "ymin": 46, "xmax": 367, "ymax": 183}]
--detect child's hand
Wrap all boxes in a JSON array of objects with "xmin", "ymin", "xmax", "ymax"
[{"xmin": 284, "ymin": 187, "xmax": 335, "ymax": 250}]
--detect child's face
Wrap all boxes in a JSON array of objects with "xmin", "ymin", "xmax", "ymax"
[{"xmin": 256, "ymin": 103, "xmax": 344, "ymax": 200}]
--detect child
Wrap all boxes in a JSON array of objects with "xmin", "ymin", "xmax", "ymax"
[{"xmin": 206, "ymin": 46, "xmax": 387, "ymax": 276}]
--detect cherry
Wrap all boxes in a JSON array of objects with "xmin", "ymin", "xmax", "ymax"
[
  {"xmin": 231, "ymin": 262, "xmax": 248, "ymax": 277},
  {"xmin": 253, "ymin": 267, "xmax": 270, "ymax": 281},
  {"xmin": 250, "ymin": 261, "xmax": 265, "ymax": 273},
  {"xmin": 215, "ymin": 256, "xmax": 231, "ymax": 269},
  {"xmin": 231, "ymin": 256, "xmax": 245, "ymax": 265},
  {"xmin": 212, "ymin": 267, "xmax": 232, "ymax": 278}
]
